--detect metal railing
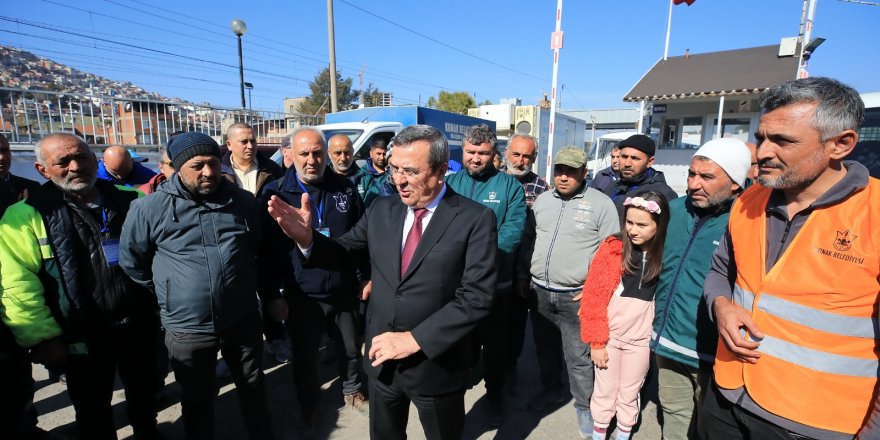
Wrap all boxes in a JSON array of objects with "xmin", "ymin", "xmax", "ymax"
[{"xmin": 1, "ymin": 87, "xmax": 323, "ymax": 150}]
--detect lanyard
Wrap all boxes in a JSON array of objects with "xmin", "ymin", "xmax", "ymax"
[
  {"xmin": 296, "ymin": 178, "xmax": 325, "ymax": 227},
  {"xmin": 99, "ymin": 203, "xmax": 111, "ymax": 235}
]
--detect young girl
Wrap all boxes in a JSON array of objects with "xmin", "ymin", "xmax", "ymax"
[{"xmin": 579, "ymin": 191, "xmax": 670, "ymax": 440}]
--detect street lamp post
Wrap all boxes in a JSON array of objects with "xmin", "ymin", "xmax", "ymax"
[
  {"xmin": 244, "ymin": 82, "xmax": 253, "ymax": 123},
  {"xmin": 230, "ymin": 18, "xmax": 248, "ymax": 112}
]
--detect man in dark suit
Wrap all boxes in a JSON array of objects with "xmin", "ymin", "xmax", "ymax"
[
  {"xmin": 0, "ymin": 133, "xmax": 41, "ymax": 216},
  {"xmin": 268, "ymin": 124, "xmax": 498, "ymax": 440}
]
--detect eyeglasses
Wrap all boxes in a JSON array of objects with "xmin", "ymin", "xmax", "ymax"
[{"xmin": 388, "ymin": 164, "xmax": 423, "ymax": 179}]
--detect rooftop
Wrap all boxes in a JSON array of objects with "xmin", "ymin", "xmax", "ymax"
[{"xmin": 623, "ymin": 44, "xmax": 800, "ymax": 102}]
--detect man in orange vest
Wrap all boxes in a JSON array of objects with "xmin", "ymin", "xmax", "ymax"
[{"xmin": 702, "ymin": 76, "xmax": 879, "ymax": 439}]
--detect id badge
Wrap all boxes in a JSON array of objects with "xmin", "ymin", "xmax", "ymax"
[
  {"xmin": 102, "ymin": 238, "xmax": 120, "ymax": 267},
  {"xmin": 317, "ymin": 227, "xmax": 331, "ymax": 237}
]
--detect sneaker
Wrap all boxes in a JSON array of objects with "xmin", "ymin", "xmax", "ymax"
[
  {"xmin": 215, "ymin": 359, "xmax": 231, "ymax": 379},
  {"xmin": 527, "ymin": 387, "xmax": 567, "ymax": 411},
  {"xmin": 344, "ymin": 391, "xmax": 369, "ymax": 415},
  {"xmin": 576, "ymin": 408, "xmax": 594, "ymax": 439},
  {"xmin": 266, "ymin": 338, "xmax": 292, "ymax": 364}
]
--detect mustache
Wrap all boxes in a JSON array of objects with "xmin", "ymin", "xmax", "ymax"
[{"xmin": 758, "ymin": 158, "xmax": 783, "ymax": 169}]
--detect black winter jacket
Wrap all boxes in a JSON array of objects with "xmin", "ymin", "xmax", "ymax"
[{"xmin": 259, "ymin": 167, "xmax": 366, "ymax": 301}]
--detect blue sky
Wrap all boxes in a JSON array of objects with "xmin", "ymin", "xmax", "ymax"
[{"xmin": 3, "ymin": 0, "xmax": 877, "ymax": 112}]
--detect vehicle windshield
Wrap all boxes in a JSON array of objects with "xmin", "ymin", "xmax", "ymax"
[
  {"xmin": 321, "ymin": 128, "xmax": 364, "ymax": 144},
  {"xmin": 588, "ymin": 138, "xmax": 623, "ymax": 159}
]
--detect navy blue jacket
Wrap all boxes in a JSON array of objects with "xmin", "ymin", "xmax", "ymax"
[
  {"xmin": 259, "ymin": 167, "xmax": 366, "ymax": 300},
  {"xmin": 97, "ymin": 160, "xmax": 156, "ymax": 187}
]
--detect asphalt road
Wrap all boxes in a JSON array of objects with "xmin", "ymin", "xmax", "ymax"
[{"xmin": 32, "ymin": 323, "xmax": 663, "ymax": 439}]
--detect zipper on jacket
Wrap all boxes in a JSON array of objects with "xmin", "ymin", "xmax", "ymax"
[
  {"xmin": 650, "ymin": 215, "xmax": 709, "ymax": 351},
  {"xmin": 165, "ymin": 278, "xmax": 171, "ymax": 313},
  {"xmin": 543, "ymin": 199, "xmax": 568, "ymax": 288},
  {"xmin": 773, "ymin": 219, "xmax": 794, "ymax": 266},
  {"xmin": 638, "ymin": 251, "xmax": 647, "ymax": 290}
]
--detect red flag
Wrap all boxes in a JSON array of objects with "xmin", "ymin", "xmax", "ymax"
[{"xmin": 673, "ymin": 0, "xmax": 695, "ymax": 5}]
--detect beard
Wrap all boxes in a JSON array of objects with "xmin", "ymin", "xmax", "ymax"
[
  {"xmin": 687, "ymin": 182, "xmax": 734, "ymax": 209},
  {"xmin": 52, "ymin": 173, "xmax": 97, "ymax": 196},
  {"xmin": 756, "ymin": 147, "xmax": 825, "ymax": 190},
  {"xmin": 507, "ymin": 163, "xmax": 529, "ymax": 177},
  {"xmin": 182, "ymin": 175, "xmax": 220, "ymax": 196},
  {"xmin": 297, "ymin": 162, "xmax": 326, "ymax": 184},
  {"xmin": 466, "ymin": 161, "xmax": 490, "ymax": 177},
  {"xmin": 334, "ymin": 161, "xmax": 351, "ymax": 174}
]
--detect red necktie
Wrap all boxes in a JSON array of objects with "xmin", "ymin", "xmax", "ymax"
[{"xmin": 401, "ymin": 208, "xmax": 428, "ymax": 276}]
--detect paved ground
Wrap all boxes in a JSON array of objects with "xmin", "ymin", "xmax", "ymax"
[{"xmin": 33, "ymin": 324, "xmax": 663, "ymax": 439}]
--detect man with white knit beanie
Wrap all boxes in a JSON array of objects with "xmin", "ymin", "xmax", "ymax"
[{"xmin": 650, "ymin": 137, "xmax": 751, "ymax": 440}]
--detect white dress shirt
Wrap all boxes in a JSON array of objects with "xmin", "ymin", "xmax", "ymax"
[{"xmin": 400, "ymin": 183, "xmax": 446, "ymax": 251}]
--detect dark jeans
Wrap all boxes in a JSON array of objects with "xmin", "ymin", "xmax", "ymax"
[
  {"xmin": 505, "ymin": 289, "xmax": 530, "ymax": 370},
  {"xmin": 474, "ymin": 289, "xmax": 512, "ymax": 399},
  {"xmin": 288, "ymin": 293, "xmax": 365, "ymax": 417},
  {"xmin": 702, "ymin": 381, "xmax": 814, "ymax": 440},
  {"xmin": 0, "ymin": 347, "xmax": 37, "ymax": 440},
  {"xmin": 165, "ymin": 319, "xmax": 273, "ymax": 440},
  {"xmin": 529, "ymin": 284, "xmax": 594, "ymax": 410},
  {"xmin": 65, "ymin": 317, "xmax": 160, "ymax": 440},
  {"xmin": 369, "ymin": 373, "xmax": 465, "ymax": 440}
]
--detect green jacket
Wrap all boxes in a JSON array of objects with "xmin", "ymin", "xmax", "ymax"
[
  {"xmin": 0, "ymin": 181, "xmax": 144, "ymax": 351},
  {"xmin": 446, "ymin": 167, "xmax": 526, "ymax": 287},
  {"xmin": 357, "ymin": 163, "xmax": 389, "ymax": 207},
  {"xmin": 651, "ymin": 195, "xmax": 731, "ymax": 368}
]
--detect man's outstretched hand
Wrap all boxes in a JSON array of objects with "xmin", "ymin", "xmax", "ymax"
[{"xmin": 267, "ymin": 194, "xmax": 313, "ymax": 248}]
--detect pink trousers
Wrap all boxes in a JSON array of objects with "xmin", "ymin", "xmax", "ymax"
[{"xmin": 590, "ymin": 338, "xmax": 651, "ymax": 431}]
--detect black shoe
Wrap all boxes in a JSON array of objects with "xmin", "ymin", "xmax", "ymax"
[
  {"xmin": 487, "ymin": 397, "xmax": 504, "ymax": 428},
  {"xmin": 300, "ymin": 411, "xmax": 318, "ymax": 439},
  {"xmin": 527, "ymin": 387, "xmax": 567, "ymax": 411}
]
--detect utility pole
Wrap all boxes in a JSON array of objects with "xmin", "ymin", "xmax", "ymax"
[
  {"xmin": 327, "ymin": 0, "xmax": 338, "ymax": 113},
  {"xmin": 796, "ymin": 0, "xmax": 819, "ymax": 79},
  {"xmin": 546, "ymin": 0, "xmax": 564, "ymax": 182},
  {"xmin": 358, "ymin": 65, "xmax": 365, "ymax": 108}
]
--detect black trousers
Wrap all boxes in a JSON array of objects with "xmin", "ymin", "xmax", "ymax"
[
  {"xmin": 0, "ymin": 346, "xmax": 36, "ymax": 440},
  {"xmin": 369, "ymin": 373, "xmax": 465, "ymax": 440},
  {"xmin": 65, "ymin": 317, "xmax": 160, "ymax": 440},
  {"xmin": 505, "ymin": 288, "xmax": 530, "ymax": 370},
  {"xmin": 288, "ymin": 293, "xmax": 364, "ymax": 417},
  {"xmin": 473, "ymin": 289, "xmax": 512, "ymax": 399},
  {"xmin": 702, "ymin": 381, "xmax": 814, "ymax": 440},
  {"xmin": 165, "ymin": 318, "xmax": 273, "ymax": 440}
]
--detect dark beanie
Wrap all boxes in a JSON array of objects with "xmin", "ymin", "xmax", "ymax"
[
  {"xmin": 619, "ymin": 134, "xmax": 656, "ymax": 157},
  {"xmin": 168, "ymin": 132, "xmax": 220, "ymax": 170}
]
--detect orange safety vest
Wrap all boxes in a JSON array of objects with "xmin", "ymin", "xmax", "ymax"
[{"xmin": 715, "ymin": 181, "xmax": 880, "ymax": 434}]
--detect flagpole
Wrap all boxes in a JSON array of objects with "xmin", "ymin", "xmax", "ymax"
[{"xmin": 664, "ymin": 0, "xmax": 673, "ymax": 60}]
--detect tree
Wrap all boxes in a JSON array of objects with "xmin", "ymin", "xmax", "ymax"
[
  {"xmin": 297, "ymin": 67, "xmax": 359, "ymax": 115},
  {"xmin": 480, "ymin": 99, "xmax": 492, "ymax": 106},
  {"xmin": 429, "ymin": 91, "xmax": 476, "ymax": 114},
  {"xmin": 360, "ymin": 82, "xmax": 385, "ymax": 107}
]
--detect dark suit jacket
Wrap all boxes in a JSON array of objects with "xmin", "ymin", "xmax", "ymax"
[
  {"xmin": 0, "ymin": 173, "xmax": 41, "ymax": 217},
  {"xmin": 308, "ymin": 186, "xmax": 498, "ymax": 394}
]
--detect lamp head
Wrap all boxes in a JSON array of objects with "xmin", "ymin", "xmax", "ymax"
[{"xmin": 230, "ymin": 18, "xmax": 247, "ymax": 36}]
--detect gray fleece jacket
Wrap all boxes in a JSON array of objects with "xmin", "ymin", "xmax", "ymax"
[{"xmin": 518, "ymin": 183, "xmax": 619, "ymax": 291}]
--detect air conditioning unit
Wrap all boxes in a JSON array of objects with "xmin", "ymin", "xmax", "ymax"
[{"xmin": 514, "ymin": 105, "xmax": 538, "ymax": 138}]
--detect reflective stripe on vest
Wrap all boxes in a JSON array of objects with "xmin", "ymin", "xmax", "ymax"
[
  {"xmin": 714, "ymin": 182, "xmax": 880, "ymax": 434},
  {"xmin": 735, "ymin": 286, "xmax": 878, "ymax": 378}
]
